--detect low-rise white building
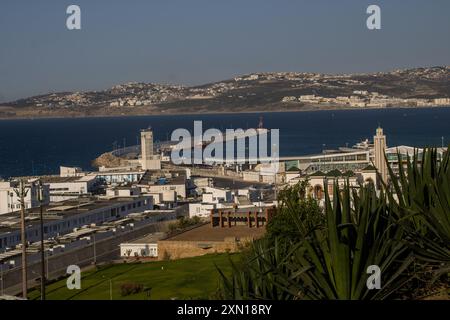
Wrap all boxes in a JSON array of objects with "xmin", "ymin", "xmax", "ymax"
[
  {"xmin": 189, "ymin": 203, "xmax": 216, "ymax": 218},
  {"xmin": 200, "ymin": 186, "xmax": 232, "ymax": 203},
  {"xmin": 287, "ymin": 166, "xmax": 379, "ymax": 205},
  {"xmin": 96, "ymin": 169, "xmax": 145, "ymax": 184},
  {"xmin": 41, "ymin": 174, "xmax": 99, "ymax": 202},
  {"xmin": 285, "ymin": 169, "xmax": 301, "ymax": 183},
  {"xmin": 434, "ymin": 98, "xmax": 450, "ymax": 105},
  {"xmin": 137, "ymin": 170, "xmax": 187, "ymax": 200},
  {"xmin": 0, "ymin": 195, "xmax": 154, "ymax": 252},
  {"xmin": 119, "ymin": 232, "xmax": 166, "ymax": 258},
  {"xmin": 0, "ymin": 180, "xmax": 50, "ymax": 215},
  {"xmin": 191, "ymin": 176, "xmax": 213, "ymax": 188},
  {"xmin": 106, "ymin": 186, "xmax": 141, "ymax": 197},
  {"xmin": 59, "ymin": 166, "xmax": 83, "ymax": 177}
]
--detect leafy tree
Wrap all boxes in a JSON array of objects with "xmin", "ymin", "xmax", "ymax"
[{"xmin": 266, "ymin": 179, "xmax": 323, "ymax": 243}]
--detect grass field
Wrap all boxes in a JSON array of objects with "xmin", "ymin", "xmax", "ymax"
[{"xmin": 28, "ymin": 253, "xmax": 238, "ymax": 300}]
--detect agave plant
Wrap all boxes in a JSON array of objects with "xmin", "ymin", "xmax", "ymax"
[
  {"xmin": 218, "ymin": 180, "xmax": 414, "ymax": 300},
  {"xmin": 217, "ymin": 238, "xmax": 296, "ymax": 300},
  {"xmin": 217, "ymin": 148, "xmax": 450, "ymax": 300},
  {"xmin": 384, "ymin": 147, "xmax": 450, "ymax": 268},
  {"xmin": 274, "ymin": 182, "xmax": 413, "ymax": 299}
]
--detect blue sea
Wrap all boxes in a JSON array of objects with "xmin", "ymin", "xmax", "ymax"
[{"xmin": 1, "ymin": 108, "xmax": 450, "ymax": 178}]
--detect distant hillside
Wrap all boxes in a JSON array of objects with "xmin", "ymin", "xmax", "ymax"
[{"xmin": 1, "ymin": 66, "xmax": 449, "ymax": 119}]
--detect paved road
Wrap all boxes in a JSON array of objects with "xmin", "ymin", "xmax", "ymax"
[{"xmin": 0, "ymin": 220, "xmax": 171, "ymax": 297}]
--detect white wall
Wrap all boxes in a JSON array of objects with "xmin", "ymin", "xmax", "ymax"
[
  {"xmin": 143, "ymin": 183, "xmax": 186, "ymax": 199},
  {"xmin": 0, "ymin": 181, "xmax": 50, "ymax": 215},
  {"xmin": 120, "ymin": 243, "xmax": 158, "ymax": 257},
  {"xmin": 106, "ymin": 187, "xmax": 141, "ymax": 197},
  {"xmin": 189, "ymin": 203, "xmax": 214, "ymax": 218},
  {"xmin": 285, "ymin": 172, "xmax": 301, "ymax": 183},
  {"xmin": 242, "ymin": 171, "xmax": 261, "ymax": 182},
  {"xmin": 60, "ymin": 166, "xmax": 83, "ymax": 177},
  {"xmin": 202, "ymin": 186, "xmax": 232, "ymax": 203}
]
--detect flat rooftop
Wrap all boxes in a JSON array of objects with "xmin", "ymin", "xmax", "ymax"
[
  {"xmin": 162, "ymin": 223, "xmax": 265, "ymax": 242},
  {"xmin": 138, "ymin": 169, "xmax": 187, "ymax": 186},
  {"xmin": 7, "ymin": 175, "xmax": 96, "ymax": 184},
  {"xmin": 126, "ymin": 232, "xmax": 166, "ymax": 244},
  {"xmin": 40, "ymin": 175, "xmax": 97, "ymax": 183},
  {"xmin": 0, "ymin": 196, "xmax": 149, "ymax": 232}
]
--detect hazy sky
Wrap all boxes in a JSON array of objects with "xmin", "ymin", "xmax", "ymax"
[{"xmin": 1, "ymin": 0, "xmax": 449, "ymax": 102}]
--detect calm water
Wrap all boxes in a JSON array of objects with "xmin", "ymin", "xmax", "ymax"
[{"xmin": 1, "ymin": 108, "xmax": 450, "ymax": 178}]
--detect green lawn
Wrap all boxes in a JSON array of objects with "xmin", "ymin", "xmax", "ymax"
[{"xmin": 29, "ymin": 253, "xmax": 238, "ymax": 300}]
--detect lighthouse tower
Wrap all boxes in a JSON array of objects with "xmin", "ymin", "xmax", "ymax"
[{"xmin": 140, "ymin": 128, "xmax": 161, "ymax": 170}]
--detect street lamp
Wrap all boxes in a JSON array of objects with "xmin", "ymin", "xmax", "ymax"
[
  {"xmin": 45, "ymin": 250, "xmax": 49, "ymax": 279},
  {"xmin": 14, "ymin": 179, "xmax": 28, "ymax": 299},
  {"xmin": 0, "ymin": 266, "xmax": 4, "ymax": 296},
  {"xmin": 93, "ymin": 232, "xmax": 97, "ymax": 265},
  {"xmin": 37, "ymin": 180, "xmax": 46, "ymax": 300}
]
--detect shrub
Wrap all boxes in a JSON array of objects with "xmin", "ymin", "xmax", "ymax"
[
  {"xmin": 168, "ymin": 216, "xmax": 202, "ymax": 233},
  {"xmin": 120, "ymin": 282, "xmax": 144, "ymax": 296}
]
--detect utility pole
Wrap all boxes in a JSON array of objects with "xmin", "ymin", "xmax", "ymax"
[
  {"xmin": 93, "ymin": 232, "xmax": 97, "ymax": 265},
  {"xmin": 1, "ymin": 266, "xmax": 4, "ymax": 296},
  {"xmin": 109, "ymin": 279, "xmax": 113, "ymax": 300},
  {"xmin": 15, "ymin": 180, "xmax": 29, "ymax": 299},
  {"xmin": 38, "ymin": 181, "xmax": 46, "ymax": 300}
]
